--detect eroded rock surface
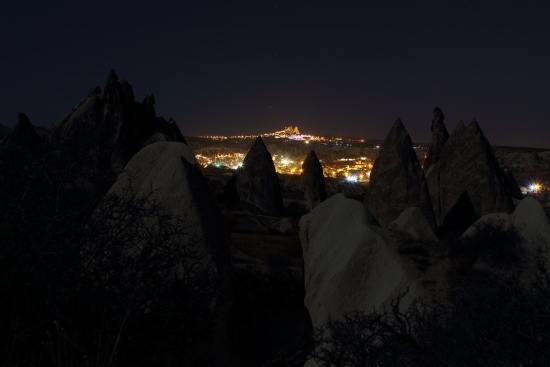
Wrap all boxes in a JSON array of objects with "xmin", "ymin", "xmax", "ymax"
[
  {"xmin": 54, "ymin": 70, "xmax": 186, "ymax": 174},
  {"xmin": 388, "ymin": 207, "xmax": 438, "ymax": 241},
  {"xmin": 105, "ymin": 141, "xmax": 232, "ymax": 346},
  {"xmin": 300, "ymin": 194, "xmax": 438, "ymax": 340},
  {"xmin": 363, "ymin": 118, "xmax": 435, "ymax": 228},
  {"xmin": 236, "ymin": 136, "xmax": 284, "ymax": 216},
  {"xmin": 300, "ymin": 150, "xmax": 327, "ymax": 212},
  {"xmin": 426, "ymin": 119, "xmax": 514, "ymax": 231}
]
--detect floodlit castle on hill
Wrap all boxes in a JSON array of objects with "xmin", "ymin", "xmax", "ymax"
[{"xmin": 274, "ymin": 126, "xmax": 300, "ymax": 137}]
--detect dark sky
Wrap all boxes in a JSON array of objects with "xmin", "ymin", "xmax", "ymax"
[{"xmin": 2, "ymin": 1, "xmax": 549, "ymax": 147}]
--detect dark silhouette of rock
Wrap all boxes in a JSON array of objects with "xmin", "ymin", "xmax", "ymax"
[
  {"xmin": 236, "ymin": 136, "xmax": 284, "ymax": 216},
  {"xmin": 0, "ymin": 123, "xmax": 11, "ymax": 139},
  {"xmin": 503, "ymin": 167, "xmax": 523, "ymax": 200},
  {"xmin": 363, "ymin": 118, "xmax": 435, "ymax": 228},
  {"xmin": 54, "ymin": 70, "xmax": 186, "ymax": 174},
  {"xmin": 424, "ymin": 107, "xmax": 449, "ymax": 173},
  {"xmin": 426, "ymin": 119, "xmax": 514, "ymax": 230},
  {"xmin": 300, "ymin": 150, "xmax": 327, "ymax": 212},
  {"xmin": 0, "ymin": 113, "xmax": 42, "ymax": 148}
]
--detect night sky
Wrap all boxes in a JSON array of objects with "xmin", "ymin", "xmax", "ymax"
[{"xmin": 2, "ymin": 1, "xmax": 550, "ymax": 148}]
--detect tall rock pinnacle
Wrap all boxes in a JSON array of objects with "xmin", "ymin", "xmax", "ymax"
[
  {"xmin": 363, "ymin": 118, "xmax": 435, "ymax": 228},
  {"xmin": 426, "ymin": 119, "xmax": 514, "ymax": 233},
  {"xmin": 236, "ymin": 136, "xmax": 284, "ymax": 216},
  {"xmin": 54, "ymin": 70, "xmax": 187, "ymax": 176},
  {"xmin": 300, "ymin": 150, "xmax": 327, "ymax": 212},
  {"xmin": 424, "ymin": 107, "xmax": 449, "ymax": 173}
]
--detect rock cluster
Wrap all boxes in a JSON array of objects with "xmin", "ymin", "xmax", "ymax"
[
  {"xmin": 363, "ymin": 118, "xmax": 435, "ymax": 228},
  {"xmin": 300, "ymin": 194, "xmax": 433, "ymax": 342},
  {"xmin": 426, "ymin": 119, "xmax": 514, "ymax": 231},
  {"xmin": 236, "ymin": 136, "xmax": 284, "ymax": 216},
  {"xmin": 54, "ymin": 70, "xmax": 186, "ymax": 174},
  {"xmin": 300, "ymin": 150, "xmax": 327, "ymax": 212}
]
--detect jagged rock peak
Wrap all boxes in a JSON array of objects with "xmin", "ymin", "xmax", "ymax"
[
  {"xmin": 300, "ymin": 150, "xmax": 327, "ymax": 212},
  {"xmin": 103, "ymin": 69, "xmax": 135, "ymax": 106},
  {"xmin": 425, "ymin": 119, "xmax": 514, "ymax": 233},
  {"xmin": 364, "ymin": 119, "xmax": 435, "ymax": 228},
  {"xmin": 236, "ymin": 136, "xmax": 284, "ymax": 215},
  {"xmin": 432, "ymin": 107, "xmax": 444, "ymax": 124},
  {"xmin": 424, "ymin": 107, "xmax": 450, "ymax": 173},
  {"xmin": 0, "ymin": 113, "xmax": 42, "ymax": 148}
]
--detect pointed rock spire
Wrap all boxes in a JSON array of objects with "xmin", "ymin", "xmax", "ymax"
[
  {"xmin": 426, "ymin": 119, "xmax": 514, "ymax": 232},
  {"xmin": 424, "ymin": 107, "xmax": 449, "ymax": 173},
  {"xmin": 54, "ymin": 70, "xmax": 189, "ymax": 176},
  {"xmin": 300, "ymin": 150, "xmax": 327, "ymax": 212},
  {"xmin": 236, "ymin": 136, "xmax": 284, "ymax": 215},
  {"xmin": 363, "ymin": 118, "xmax": 435, "ymax": 228},
  {"xmin": 0, "ymin": 113, "xmax": 42, "ymax": 148}
]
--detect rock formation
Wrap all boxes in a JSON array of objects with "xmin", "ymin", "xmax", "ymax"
[
  {"xmin": 54, "ymin": 70, "xmax": 186, "ymax": 174},
  {"xmin": 363, "ymin": 118, "xmax": 435, "ymax": 228},
  {"xmin": 300, "ymin": 194, "xmax": 442, "ymax": 367},
  {"xmin": 300, "ymin": 150, "xmax": 327, "ymax": 212},
  {"xmin": 463, "ymin": 197, "xmax": 550, "ymax": 271},
  {"xmin": 388, "ymin": 207, "xmax": 438, "ymax": 241},
  {"xmin": 0, "ymin": 113, "xmax": 42, "ymax": 148},
  {"xmin": 426, "ymin": 119, "xmax": 514, "ymax": 232},
  {"xmin": 104, "ymin": 141, "xmax": 232, "ymax": 347},
  {"xmin": 503, "ymin": 167, "xmax": 523, "ymax": 200},
  {"xmin": 236, "ymin": 136, "xmax": 284, "ymax": 216},
  {"xmin": 424, "ymin": 107, "xmax": 449, "ymax": 173}
]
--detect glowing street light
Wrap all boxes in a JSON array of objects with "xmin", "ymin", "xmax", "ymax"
[{"xmin": 530, "ymin": 183, "xmax": 541, "ymax": 193}]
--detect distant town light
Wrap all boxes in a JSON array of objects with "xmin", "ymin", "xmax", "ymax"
[
  {"xmin": 346, "ymin": 175, "xmax": 358, "ymax": 183},
  {"xmin": 281, "ymin": 158, "xmax": 290, "ymax": 165}
]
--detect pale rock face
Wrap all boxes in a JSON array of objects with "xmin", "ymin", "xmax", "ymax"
[
  {"xmin": 426, "ymin": 120, "xmax": 514, "ymax": 231},
  {"xmin": 106, "ymin": 141, "xmax": 232, "ymax": 345},
  {"xmin": 300, "ymin": 150, "xmax": 327, "ymax": 212},
  {"xmin": 236, "ymin": 136, "xmax": 284, "ymax": 215},
  {"xmin": 300, "ymin": 194, "xmax": 426, "ymax": 329},
  {"xmin": 388, "ymin": 207, "xmax": 438, "ymax": 241},
  {"xmin": 463, "ymin": 197, "xmax": 550, "ymax": 253},
  {"xmin": 363, "ymin": 118, "xmax": 435, "ymax": 228}
]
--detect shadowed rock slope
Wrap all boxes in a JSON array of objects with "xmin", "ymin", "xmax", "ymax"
[
  {"xmin": 363, "ymin": 118, "xmax": 435, "ymax": 228},
  {"xmin": 236, "ymin": 136, "xmax": 284, "ymax": 216},
  {"xmin": 300, "ymin": 150, "xmax": 327, "ymax": 212},
  {"xmin": 54, "ymin": 70, "xmax": 186, "ymax": 174},
  {"xmin": 426, "ymin": 119, "xmax": 514, "ymax": 232}
]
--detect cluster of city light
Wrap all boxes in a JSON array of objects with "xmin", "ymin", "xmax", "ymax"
[
  {"xmin": 195, "ymin": 153, "xmax": 244, "ymax": 169},
  {"xmin": 195, "ymin": 126, "xmax": 377, "ymax": 180}
]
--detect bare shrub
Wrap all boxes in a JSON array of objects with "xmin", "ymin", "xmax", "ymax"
[
  {"xmin": 310, "ymin": 223, "xmax": 550, "ymax": 367},
  {"xmin": 0, "ymin": 138, "xmax": 228, "ymax": 366}
]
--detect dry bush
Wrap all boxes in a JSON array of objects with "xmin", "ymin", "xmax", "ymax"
[
  {"xmin": 0, "ymin": 138, "xmax": 228, "ymax": 366},
  {"xmin": 310, "ymin": 223, "xmax": 550, "ymax": 367}
]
